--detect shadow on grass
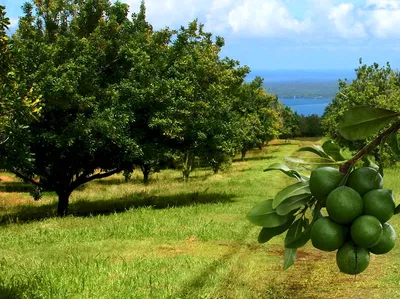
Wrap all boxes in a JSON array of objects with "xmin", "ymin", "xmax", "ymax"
[
  {"xmin": 0, "ymin": 284, "xmax": 23, "ymax": 299},
  {"xmin": 232, "ymin": 155, "xmax": 275, "ymax": 163},
  {"xmin": 0, "ymin": 181, "xmax": 33, "ymax": 193},
  {"xmin": 0, "ymin": 191, "xmax": 236, "ymax": 225},
  {"xmin": 170, "ymin": 172, "xmax": 214, "ymax": 182},
  {"xmin": 268, "ymin": 142, "xmax": 294, "ymax": 146},
  {"xmin": 92, "ymin": 178, "xmax": 127, "ymax": 186},
  {"xmin": 172, "ymin": 225, "xmax": 252, "ymax": 298}
]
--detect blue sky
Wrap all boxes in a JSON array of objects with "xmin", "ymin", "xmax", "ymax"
[{"xmin": 4, "ymin": 0, "xmax": 400, "ymax": 71}]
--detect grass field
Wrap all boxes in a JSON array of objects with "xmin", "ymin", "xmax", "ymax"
[{"xmin": 1, "ymin": 138, "xmax": 400, "ymax": 298}]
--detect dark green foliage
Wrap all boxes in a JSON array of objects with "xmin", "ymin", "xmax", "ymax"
[
  {"xmin": 285, "ymin": 218, "xmax": 311, "ymax": 248},
  {"xmin": 234, "ymin": 77, "xmax": 283, "ymax": 159},
  {"xmin": 280, "ymin": 111, "xmax": 323, "ymax": 138},
  {"xmin": 2, "ymin": 1, "xmax": 293, "ymax": 216},
  {"xmin": 2, "ymin": 0, "xmax": 141, "ymax": 216},
  {"xmin": 246, "ymin": 200, "xmax": 292, "ymax": 228},
  {"xmin": 280, "ymin": 107, "xmax": 301, "ymax": 139},
  {"xmin": 273, "ymin": 181, "xmax": 310, "ymax": 209},
  {"xmin": 283, "ymin": 247, "xmax": 297, "ymax": 270},
  {"xmin": 148, "ymin": 20, "xmax": 250, "ymax": 179},
  {"xmin": 298, "ymin": 114, "xmax": 323, "ymax": 137},
  {"xmin": 117, "ymin": 3, "xmax": 175, "ymax": 183},
  {"xmin": 258, "ymin": 218, "xmax": 294, "ymax": 244},
  {"xmin": 337, "ymin": 106, "xmax": 399, "ymax": 141},
  {"xmin": 0, "ymin": 5, "xmax": 41, "ymax": 160},
  {"xmin": 264, "ymin": 163, "xmax": 307, "ymax": 182}
]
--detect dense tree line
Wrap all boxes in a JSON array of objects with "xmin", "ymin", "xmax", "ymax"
[
  {"xmin": 0, "ymin": 1, "xmax": 300, "ymax": 216},
  {"xmin": 280, "ymin": 110, "xmax": 323, "ymax": 139}
]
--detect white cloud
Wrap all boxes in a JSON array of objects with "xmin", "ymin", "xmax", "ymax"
[
  {"xmin": 120, "ymin": 0, "xmax": 400, "ymax": 40},
  {"xmin": 9, "ymin": 18, "xmax": 18, "ymax": 28},
  {"xmin": 123, "ymin": 0, "xmax": 310, "ymax": 37},
  {"xmin": 226, "ymin": 0, "xmax": 311, "ymax": 37},
  {"xmin": 204, "ymin": 0, "xmax": 234, "ymax": 34},
  {"xmin": 328, "ymin": 3, "xmax": 366, "ymax": 38},
  {"xmin": 366, "ymin": 0, "xmax": 400, "ymax": 9},
  {"xmin": 123, "ymin": 0, "xmax": 210, "ymax": 28},
  {"xmin": 365, "ymin": 9, "xmax": 400, "ymax": 38}
]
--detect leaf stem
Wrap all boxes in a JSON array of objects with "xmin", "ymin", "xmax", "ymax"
[{"xmin": 339, "ymin": 119, "xmax": 400, "ymax": 175}]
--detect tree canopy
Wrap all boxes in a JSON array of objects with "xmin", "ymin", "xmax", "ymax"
[
  {"xmin": 1, "ymin": 0, "xmax": 295, "ymax": 216},
  {"xmin": 0, "ymin": 5, "xmax": 41, "ymax": 164},
  {"xmin": 322, "ymin": 61, "xmax": 400, "ymax": 147},
  {"xmin": 322, "ymin": 61, "xmax": 400, "ymax": 164},
  {"xmin": 2, "ymin": 0, "xmax": 141, "ymax": 216}
]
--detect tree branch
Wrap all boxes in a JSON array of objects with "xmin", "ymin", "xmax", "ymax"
[
  {"xmin": 339, "ymin": 119, "xmax": 400, "ymax": 175},
  {"xmin": 69, "ymin": 168, "xmax": 122, "ymax": 191},
  {"xmin": 0, "ymin": 136, "xmax": 9, "ymax": 145},
  {"xmin": 11, "ymin": 168, "xmax": 47, "ymax": 189}
]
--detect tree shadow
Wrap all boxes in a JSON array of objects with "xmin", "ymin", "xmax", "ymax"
[
  {"xmin": 92, "ymin": 178, "xmax": 127, "ymax": 186},
  {"xmin": 232, "ymin": 155, "xmax": 275, "ymax": 162},
  {"xmin": 0, "ymin": 280, "xmax": 27, "ymax": 299},
  {"xmin": 0, "ymin": 191, "xmax": 236, "ymax": 225},
  {"xmin": 0, "ymin": 181, "xmax": 32, "ymax": 193},
  {"xmin": 172, "ymin": 226, "xmax": 252, "ymax": 298},
  {"xmin": 269, "ymin": 142, "xmax": 294, "ymax": 146},
  {"xmin": 171, "ymin": 172, "xmax": 214, "ymax": 182},
  {"xmin": 71, "ymin": 191, "xmax": 235, "ymax": 217}
]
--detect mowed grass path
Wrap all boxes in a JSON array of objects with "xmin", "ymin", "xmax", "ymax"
[{"xmin": 1, "ymin": 138, "xmax": 400, "ymax": 298}]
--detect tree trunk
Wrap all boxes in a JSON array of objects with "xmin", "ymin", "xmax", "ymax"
[
  {"xmin": 57, "ymin": 191, "xmax": 71, "ymax": 217},
  {"xmin": 241, "ymin": 149, "xmax": 247, "ymax": 161},
  {"xmin": 183, "ymin": 150, "xmax": 194, "ymax": 182},
  {"xmin": 141, "ymin": 164, "xmax": 151, "ymax": 185},
  {"xmin": 53, "ymin": 169, "xmax": 122, "ymax": 217}
]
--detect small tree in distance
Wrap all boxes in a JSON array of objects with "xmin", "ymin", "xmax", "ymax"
[{"xmin": 234, "ymin": 77, "xmax": 282, "ymax": 160}]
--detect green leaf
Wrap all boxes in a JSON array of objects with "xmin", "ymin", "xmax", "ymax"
[
  {"xmin": 284, "ymin": 218, "xmax": 311, "ymax": 248},
  {"xmin": 297, "ymin": 146, "xmax": 329, "ymax": 159},
  {"xmin": 283, "ymin": 247, "xmax": 297, "ymax": 270},
  {"xmin": 388, "ymin": 133, "xmax": 400, "ymax": 158},
  {"xmin": 322, "ymin": 140, "xmax": 345, "ymax": 162},
  {"xmin": 273, "ymin": 182, "xmax": 311, "ymax": 209},
  {"xmin": 312, "ymin": 201, "xmax": 324, "ymax": 220},
  {"xmin": 276, "ymin": 194, "xmax": 312, "ymax": 216},
  {"xmin": 285, "ymin": 156, "xmax": 340, "ymax": 166},
  {"xmin": 285, "ymin": 218, "xmax": 312, "ymax": 248},
  {"xmin": 361, "ymin": 155, "xmax": 379, "ymax": 170},
  {"xmin": 264, "ymin": 163, "xmax": 306, "ymax": 182},
  {"xmin": 337, "ymin": 106, "xmax": 400, "ymax": 141},
  {"xmin": 247, "ymin": 200, "xmax": 291, "ymax": 227},
  {"xmin": 395, "ymin": 204, "xmax": 400, "ymax": 215},
  {"xmin": 258, "ymin": 216, "xmax": 295, "ymax": 244}
]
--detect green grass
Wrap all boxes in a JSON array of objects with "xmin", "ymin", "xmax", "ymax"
[{"xmin": 0, "ymin": 139, "xmax": 399, "ymax": 298}]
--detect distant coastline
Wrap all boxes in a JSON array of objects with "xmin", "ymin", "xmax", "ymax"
[
  {"xmin": 247, "ymin": 69, "xmax": 356, "ymax": 98},
  {"xmin": 247, "ymin": 69, "xmax": 356, "ymax": 82},
  {"xmin": 247, "ymin": 69, "xmax": 357, "ymax": 115}
]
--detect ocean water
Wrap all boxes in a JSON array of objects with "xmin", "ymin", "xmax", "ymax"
[
  {"xmin": 280, "ymin": 98, "xmax": 332, "ymax": 116},
  {"xmin": 249, "ymin": 69, "xmax": 355, "ymax": 82},
  {"xmin": 247, "ymin": 69, "xmax": 354, "ymax": 116}
]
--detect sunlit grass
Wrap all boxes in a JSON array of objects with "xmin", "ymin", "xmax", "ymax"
[{"xmin": 0, "ymin": 138, "xmax": 399, "ymax": 298}]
